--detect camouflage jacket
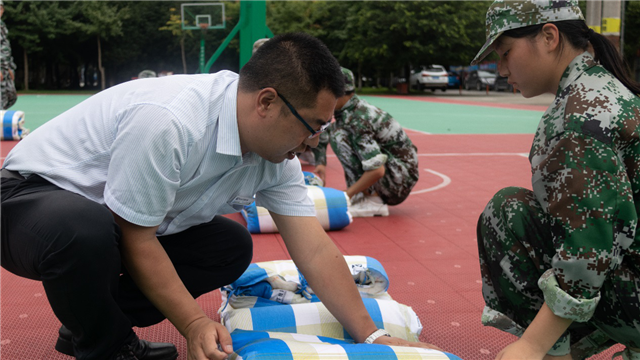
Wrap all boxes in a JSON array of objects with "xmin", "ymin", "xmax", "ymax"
[
  {"xmin": 0, "ymin": 19, "xmax": 16, "ymax": 74},
  {"xmin": 313, "ymin": 94, "xmax": 417, "ymax": 174},
  {"xmin": 531, "ymin": 52, "xmax": 640, "ymax": 322}
]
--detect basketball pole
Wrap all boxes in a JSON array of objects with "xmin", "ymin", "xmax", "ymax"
[
  {"xmin": 203, "ymin": 1, "xmax": 273, "ymax": 73},
  {"xmin": 199, "ymin": 24, "xmax": 208, "ymax": 73}
]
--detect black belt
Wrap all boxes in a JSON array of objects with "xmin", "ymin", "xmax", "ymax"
[{"xmin": 1, "ymin": 168, "xmax": 25, "ymax": 180}]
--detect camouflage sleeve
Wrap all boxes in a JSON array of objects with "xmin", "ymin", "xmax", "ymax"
[
  {"xmin": 352, "ymin": 122, "xmax": 387, "ymax": 171},
  {"xmin": 311, "ymin": 131, "xmax": 329, "ymax": 166},
  {"xmin": 0, "ymin": 22, "xmax": 15, "ymax": 72},
  {"xmin": 532, "ymin": 131, "xmax": 636, "ymax": 322}
]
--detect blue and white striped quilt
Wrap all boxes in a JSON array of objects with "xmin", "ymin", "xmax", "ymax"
[
  {"xmin": 242, "ymin": 185, "xmax": 352, "ymax": 233},
  {"xmin": 230, "ymin": 330, "xmax": 463, "ymax": 360},
  {"xmin": 220, "ymin": 256, "xmax": 391, "ymax": 310}
]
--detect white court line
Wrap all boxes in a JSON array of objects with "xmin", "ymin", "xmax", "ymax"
[
  {"xmin": 411, "ymin": 152, "xmax": 528, "ymax": 194},
  {"xmin": 411, "ymin": 169, "xmax": 451, "ymax": 194}
]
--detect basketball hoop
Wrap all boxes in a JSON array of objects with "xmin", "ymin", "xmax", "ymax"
[{"xmin": 199, "ymin": 23, "xmax": 209, "ymax": 32}]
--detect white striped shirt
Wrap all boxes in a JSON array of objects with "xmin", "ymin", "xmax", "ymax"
[{"xmin": 4, "ymin": 71, "xmax": 314, "ymax": 235}]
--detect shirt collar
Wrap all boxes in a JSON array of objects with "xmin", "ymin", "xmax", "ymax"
[
  {"xmin": 556, "ymin": 51, "xmax": 597, "ymax": 96},
  {"xmin": 216, "ymin": 78, "xmax": 242, "ymax": 157},
  {"xmin": 215, "ymin": 77, "xmax": 261, "ymax": 166}
]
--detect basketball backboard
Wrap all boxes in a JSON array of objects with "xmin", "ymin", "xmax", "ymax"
[{"xmin": 181, "ymin": 3, "xmax": 225, "ymax": 30}]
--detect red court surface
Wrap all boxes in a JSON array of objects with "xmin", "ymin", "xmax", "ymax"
[{"xmin": 0, "ymin": 125, "xmax": 624, "ymax": 358}]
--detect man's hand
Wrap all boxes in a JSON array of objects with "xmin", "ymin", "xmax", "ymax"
[
  {"xmin": 314, "ymin": 164, "xmax": 326, "ymax": 185},
  {"xmin": 113, "ymin": 213, "xmax": 232, "ymax": 359},
  {"xmin": 374, "ymin": 336, "xmax": 443, "ymax": 351},
  {"xmin": 184, "ymin": 317, "xmax": 233, "ymax": 360}
]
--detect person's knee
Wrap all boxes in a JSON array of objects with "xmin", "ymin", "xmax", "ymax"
[
  {"xmin": 478, "ymin": 187, "xmax": 533, "ymax": 245},
  {"xmin": 226, "ymin": 221, "xmax": 253, "ymax": 269},
  {"xmin": 482, "ymin": 187, "xmax": 533, "ymax": 218}
]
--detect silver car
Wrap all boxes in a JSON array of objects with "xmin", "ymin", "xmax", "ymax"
[{"xmin": 464, "ymin": 70, "xmax": 496, "ymax": 91}]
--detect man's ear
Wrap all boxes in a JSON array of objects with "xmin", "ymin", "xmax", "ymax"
[
  {"xmin": 540, "ymin": 23, "xmax": 561, "ymax": 52},
  {"xmin": 256, "ymin": 88, "xmax": 277, "ymax": 117}
]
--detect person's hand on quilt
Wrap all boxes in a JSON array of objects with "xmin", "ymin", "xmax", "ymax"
[
  {"xmin": 314, "ymin": 164, "xmax": 326, "ymax": 184},
  {"xmin": 184, "ymin": 316, "xmax": 233, "ymax": 360},
  {"xmin": 373, "ymin": 336, "xmax": 443, "ymax": 351},
  {"xmin": 494, "ymin": 339, "xmax": 548, "ymax": 360}
]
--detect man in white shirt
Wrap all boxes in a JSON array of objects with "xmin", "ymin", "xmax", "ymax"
[{"xmin": 1, "ymin": 33, "xmax": 438, "ymax": 360}]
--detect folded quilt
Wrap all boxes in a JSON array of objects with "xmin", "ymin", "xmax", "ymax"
[
  {"xmin": 1, "ymin": 110, "xmax": 29, "ymax": 141},
  {"xmin": 242, "ymin": 185, "xmax": 352, "ymax": 233},
  {"xmin": 303, "ymin": 171, "xmax": 324, "ymax": 187},
  {"xmin": 220, "ymin": 256, "xmax": 391, "ymax": 310},
  {"xmin": 221, "ymin": 298, "xmax": 422, "ymax": 342},
  {"xmin": 229, "ymin": 330, "xmax": 462, "ymax": 360}
]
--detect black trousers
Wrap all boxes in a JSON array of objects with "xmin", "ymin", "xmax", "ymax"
[{"xmin": 1, "ymin": 174, "xmax": 253, "ymax": 359}]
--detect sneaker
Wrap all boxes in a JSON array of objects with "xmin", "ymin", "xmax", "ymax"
[{"xmin": 349, "ymin": 195, "xmax": 389, "ymax": 217}]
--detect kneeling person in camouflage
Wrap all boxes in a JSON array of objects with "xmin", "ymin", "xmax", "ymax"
[{"xmin": 313, "ymin": 67, "xmax": 419, "ymax": 217}]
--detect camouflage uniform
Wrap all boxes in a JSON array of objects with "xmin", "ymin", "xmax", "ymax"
[
  {"xmin": 1, "ymin": 13, "xmax": 17, "ymax": 110},
  {"xmin": 474, "ymin": 1, "xmax": 640, "ymax": 358},
  {"xmin": 313, "ymin": 68, "xmax": 419, "ymax": 206}
]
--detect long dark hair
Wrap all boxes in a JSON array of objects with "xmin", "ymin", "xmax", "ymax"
[{"xmin": 503, "ymin": 20, "xmax": 640, "ymax": 95}]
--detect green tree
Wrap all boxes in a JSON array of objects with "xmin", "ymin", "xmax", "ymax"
[
  {"xmin": 159, "ymin": 8, "xmax": 194, "ymax": 74},
  {"xmin": 3, "ymin": 1, "xmax": 72, "ymax": 90},
  {"xmin": 268, "ymin": 1, "xmax": 489, "ymax": 90},
  {"xmin": 68, "ymin": 2, "xmax": 129, "ymax": 90},
  {"xmin": 624, "ymin": 1, "xmax": 640, "ymax": 79}
]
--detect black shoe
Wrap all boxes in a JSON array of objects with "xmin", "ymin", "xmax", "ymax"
[
  {"xmin": 55, "ymin": 325, "xmax": 179, "ymax": 360},
  {"xmin": 55, "ymin": 325, "xmax": 74, "ymax": 356}
]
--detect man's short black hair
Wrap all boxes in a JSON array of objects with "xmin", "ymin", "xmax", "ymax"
[{"xmin": 239, "ymin": 32, "xmax": 345, "ymax": 108}]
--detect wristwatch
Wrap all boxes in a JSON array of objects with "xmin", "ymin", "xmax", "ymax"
[{"xmin": 364, "ymin": 329, "xmax": 391, "ymax": 344}]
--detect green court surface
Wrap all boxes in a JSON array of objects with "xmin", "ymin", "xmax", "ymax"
[
  {"xmin": 12, "ymin": 94, "xmax": 92, "ymax": 131},
  {"xmin": 361, "ymin": 95, "xmax": 544, "ymax": 134},
  {"xmin": 12, "ymin": 94, "xmax": 544, "ymax": 135}
]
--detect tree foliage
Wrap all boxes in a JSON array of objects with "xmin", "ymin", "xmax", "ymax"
[
  {"xmin": 2, "ymin": 0, "xmax": 638, "ymax": 91},
  {"xmin": 624, "ymin": 1, "xmax": 640, "ymax": 79}
]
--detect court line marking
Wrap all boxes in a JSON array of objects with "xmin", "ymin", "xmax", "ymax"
[
  {"xmin": 411, "ymin": 152, "xmax": 528, "ymax": 194},
  {"xmin": 412, "ymin": 169, "xmax": 451, "ymax": 194}
]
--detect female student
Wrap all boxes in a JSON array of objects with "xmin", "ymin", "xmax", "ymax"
[{"xmin": 473, "ymin": 1, "xmax": 640, "ymax": 359}]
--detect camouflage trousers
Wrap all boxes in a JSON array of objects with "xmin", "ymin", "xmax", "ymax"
[
  {"xmin": 1, "ymin": 74, "xmax": 17, "ymax": 110},
  {"xmin": 334, "ymin": 145, "xmax": 418, "ymax": 206},
  {"xmin": 477, "ymin": 187, "xmax": 640, "ymax": 359}
]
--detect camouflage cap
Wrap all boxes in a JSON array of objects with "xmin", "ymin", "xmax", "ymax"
[
  {"xmin": 341, "ymin": 67, "xmax": 355, "ymax": 92},
  {"xmin": 471, "ymin": 0, "xmax": 584, "ymax": 65},
  {"xmin": 252, "ymin": 38, "xmax": 270, "ymax": 55}
]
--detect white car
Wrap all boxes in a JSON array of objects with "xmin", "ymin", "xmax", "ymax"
[{"xmin": 410, "ymin": 65, "xmax": 449, "ymax": 92}]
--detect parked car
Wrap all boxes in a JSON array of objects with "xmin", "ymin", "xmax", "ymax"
[
  {"xmin": 494, "ymin": 75, "xmax": 514, "ymax": 92},
  {"xmin": 464, "ymin": 70, "xmax": 496, "ymax": 90},
  {"xmin": 447, "ymin": 71, "xmax": 461, "ymax": 88},
  {"xmin": 410, "ymin": 65, "xmax": 449, "ymax": 92}
]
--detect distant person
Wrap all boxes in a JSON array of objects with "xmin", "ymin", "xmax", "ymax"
[
  {"xmin": 473, "ymin": 1, "xmax": 640, "ymax": 359},
  {"xmin": 313, "ymin": 67, "xmax": 419, "ymax": 217},
  {"xmin": 0, "ymin": 0, "xmax": 17, "ymax": 110},
  {"xmin": 1, "ymin": 33, "xmax": 439, "ymax": 360}
]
